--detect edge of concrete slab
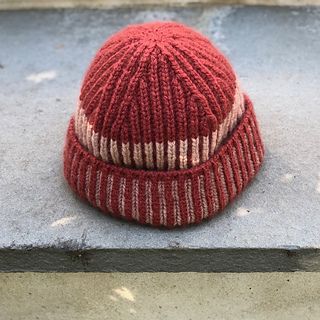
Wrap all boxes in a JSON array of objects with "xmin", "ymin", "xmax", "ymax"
[
  {"xmin": 0, "ymin": 0, "xmax": 319, "ymax": 10},
  {"xmin": 1, "ymin": 248, "xmax": 320, "ymax": 272}
]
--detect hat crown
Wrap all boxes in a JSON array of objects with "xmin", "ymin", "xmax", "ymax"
[{"xmin": 74, "ymin": 22, "xmax": 244, "ymax": 171}]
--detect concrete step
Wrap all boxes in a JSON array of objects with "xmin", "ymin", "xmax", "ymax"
[
  {"xmin": 0, "ymin": 0, "xmax": 319, "ymax": 10},
  {"xmin": 0, "ymin": 6, "xmax": 319, "ymax": 272}
]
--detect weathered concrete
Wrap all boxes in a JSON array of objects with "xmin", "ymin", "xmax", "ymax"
[
  {"xmin": 0, "ymin": 6, "xmax": 320, "ymax": 272},
  {"xmin": 1, "ymin": 272, "xmax": 320, "ymax": 319},
  {"xmin": 1, "ymin": 0, "xmax": 320, "ymax": 10}
]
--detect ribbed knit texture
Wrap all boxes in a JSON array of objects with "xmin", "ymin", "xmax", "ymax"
[{"xmin": 63, "ymin": 21, "xmax": 264, "ymax": 228}]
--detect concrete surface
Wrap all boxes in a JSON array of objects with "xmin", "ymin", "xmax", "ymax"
[
  {"xmin": 0, "ymin": 6, "xmax": 320, "ymax": 272},
  {"xmin": 1, "ymin": 272, "xmax": 320, "ymax": 319},
  {"xmin": 1, "ymin": 0, "xmax": 320, "ymax": 10}
]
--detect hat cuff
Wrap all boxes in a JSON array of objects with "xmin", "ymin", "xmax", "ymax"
[{"xmin": 63, "ymin": 95, "xmax": 264, "ymax": 228}]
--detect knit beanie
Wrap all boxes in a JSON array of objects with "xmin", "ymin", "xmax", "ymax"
[{"xmin": 63, "ymin": 21, "xmax": 264, "ymax": 228}]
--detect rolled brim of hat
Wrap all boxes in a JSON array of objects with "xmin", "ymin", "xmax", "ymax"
[{"xmin": 63, "ymin": 95, "xmax": 264, "ymax": 228}]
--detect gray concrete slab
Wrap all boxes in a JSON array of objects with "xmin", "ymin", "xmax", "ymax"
[
  {"xmin": 0, "ymin": 6, "xmax": 319, "ymax": 272},
  {"xmin": 2, "ymin": 272, "xmax": 320, "ymax": 320}
]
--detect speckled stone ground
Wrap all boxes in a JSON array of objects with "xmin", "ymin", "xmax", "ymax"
[
  {"xmin": 1, "ymin": 272, "xmax": 320, "ymax": 320},
  {"xmin": 0, "ymin": 6, "xmax": 319, "ymax": 271}
]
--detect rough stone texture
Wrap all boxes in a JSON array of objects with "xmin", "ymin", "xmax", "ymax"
[
  {"xmin": 1, "ymin": 0, "xmax": 320, "ymax": 10},
  {"xmin": 1, "ymin": 272, "xmax": 320, "ymax": 319},
  {"xmin": 0, "ymin": 6, "xmax": 319, "ymax": 272}
]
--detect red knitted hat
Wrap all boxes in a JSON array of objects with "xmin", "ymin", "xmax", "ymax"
[{"xmin": 63, "ymin": 21, "xmax": 264, "ymax": 228}]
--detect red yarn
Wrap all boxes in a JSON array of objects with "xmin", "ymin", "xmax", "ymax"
[{"xmin": 63, "ymin": 21, "xmax": 264, "ymax": 228}]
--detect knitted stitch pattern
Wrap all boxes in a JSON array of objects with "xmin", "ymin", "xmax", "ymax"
[{"xmin": 63, "ymin": 21, "xmax": 264, "ymax": 228}]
